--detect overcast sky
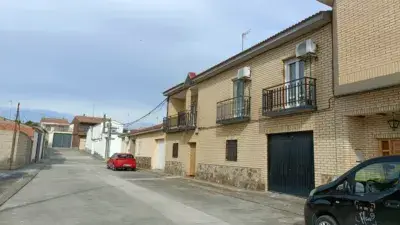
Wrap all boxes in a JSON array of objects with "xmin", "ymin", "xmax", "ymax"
[{"xmin": 0, "ymin": 0, "xmax": 329, "ymax": 123}]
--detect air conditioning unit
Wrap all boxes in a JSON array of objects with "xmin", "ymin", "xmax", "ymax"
[
  {"xmin": 237, "ymin": 67, "xmax": 251, "ymax": 79},
  {"xmin": 296, "ymin": 39, "xmax": 317, "ymax": 58}
]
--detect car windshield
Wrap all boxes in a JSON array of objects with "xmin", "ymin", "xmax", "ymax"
[{"xmin": 118, "ymin": 154, "xmax": 133, "ymax": 159}]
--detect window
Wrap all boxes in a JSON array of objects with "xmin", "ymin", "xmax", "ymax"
[
  {"xmin": 380, "ymin": 140, "xmax": 400, "ymax": 156},
  {"xmin": 226, "ymin": 140, "xmax": 237, "ymax": 161},
  {"xmin": 117, "ymin": 154, "xmax": 133, "ymax": 159},
  {"xmin": 285, "ymin": 58, "xmax": 305, "ymax": 107},
  {"xmin": 354, "ymin": 162, "xmax": 400, "ymax": 195},
  {"xmin": 172, "ymin": 143, "xmax": 179, "ymax": 158}
]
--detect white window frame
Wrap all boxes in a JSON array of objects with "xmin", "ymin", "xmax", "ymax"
[{"xmin": 285, "ymin": 58, "xmax": 305, "ymax": 108}]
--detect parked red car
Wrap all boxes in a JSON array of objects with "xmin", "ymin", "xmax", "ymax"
[{"xmin": 107, "ymin": 153, "xmax": 136, "ymax": 171}]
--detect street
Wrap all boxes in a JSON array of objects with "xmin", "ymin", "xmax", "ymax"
[{"xmin": 0, "ymin": 149, "xmax": 304, "ymax": 225}]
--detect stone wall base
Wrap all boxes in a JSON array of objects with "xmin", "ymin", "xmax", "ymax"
[
  {"xmin": 196, "ymin": 163, "xmax": 265, "ymax": 191},
  {"xmin": 165, "ymin": 161, "xmax": 184, "ymax": 176},
  {"xmin": 136, "ymin": 156, "xmax": 151, "ymax": 169}
]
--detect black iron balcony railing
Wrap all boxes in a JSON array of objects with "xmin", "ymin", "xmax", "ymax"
[
  {"xmin": 163, "ymin": 110, "xmax": 197, "ymax": 133},
  {"xmin": 216, "ymin": 96, "xmax": 251, "ymax": 124},
  {"xmin": 262, "ymin": 77, "xmax": 316, "ymax": 117}
]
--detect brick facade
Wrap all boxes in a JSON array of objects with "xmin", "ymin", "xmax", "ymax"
[
  {"xmin": 165, "ymin": 20, "xmax": 334, "ymax": 190},
  {"xmin": 162, "ymin": 0, "xmax": 400, "ymax": 194}
]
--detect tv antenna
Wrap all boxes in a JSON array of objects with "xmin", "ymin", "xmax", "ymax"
[{"xmin": 242, "ymin": 29, "xmax": 251, "ymax": 51}]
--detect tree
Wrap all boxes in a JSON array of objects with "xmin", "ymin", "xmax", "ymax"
[{"xmin": 25, "ymin": 120, "xmax": 39, "ymax": 127}]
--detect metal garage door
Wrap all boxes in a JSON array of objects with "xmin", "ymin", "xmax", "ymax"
[
  {"xmin": 268, "ymin": 131, "xmax": 314, "ymax": 197},
  {"xmin": 53, "ymin": 133, "xmax": 72, "ymax": 148}
]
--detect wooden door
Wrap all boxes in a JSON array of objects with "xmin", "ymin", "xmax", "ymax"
[
  {"xmin": 189, "ymin": 143, "xmax": 196, "ymax": 176},
  {"xmin": 380, "ymin": 139, "xmax": 400, "ymax": 156},
  {"xmin": 391, "ymin": 140, "xmax": 400, "ymax": 155}
]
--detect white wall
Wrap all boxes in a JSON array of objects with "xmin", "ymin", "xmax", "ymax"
[
  {"xmin": 40, "ymin": 122, "xmax": 73, "ymax": 148},
  {"xmin": 31, "ymin": 131, "xmax": 38, "ymax": 162},
  {"xmin": 85, "ymin": 120, "xmax": 124, "ymax": 159}
]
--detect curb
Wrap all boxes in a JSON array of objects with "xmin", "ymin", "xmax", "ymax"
[{"xmin": 0, "ymin": 162, "xmax": 48, "ymax": 207}]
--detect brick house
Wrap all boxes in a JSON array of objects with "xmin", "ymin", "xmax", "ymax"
[
  {"xmin": 318, "ymin": 0, "xmax": 400, "ymax": 173},
  {"xmin": 163, "ymin": 11, "xmax": 333, "ymax": 196},
  {"xmin": 71, "ymin": 116, "xmax": 103, "ymax": 150},
  {"xmin": 162, "ymin": 0, "xmax": 400, "ymax": 196}
]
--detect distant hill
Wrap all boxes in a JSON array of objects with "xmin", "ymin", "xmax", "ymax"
[{"xmin": 0, "ymin": 107, "xmax": 74, "ymax": 123}]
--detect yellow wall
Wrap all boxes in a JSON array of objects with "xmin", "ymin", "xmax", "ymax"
[
  {"xmin": 168, "ymin": 97, "xmax": 186, "ymax": 116},
  {"xmin": 134, "ymin": 131, "xmax": 164, "ymax": 158},
  {"xmin": 335, "ymin": 0, "xmax": 400, "ymax": 85},
  {"xmin": 166, "ymin": 24, "xmax": 335, "ymax": 186}
]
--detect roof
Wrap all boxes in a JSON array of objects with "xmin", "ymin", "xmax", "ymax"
[
  {"xmin": 0, "ymin": 120, "xmax": 35, "ymax": 138},
  {"xmin": 130, "ymin": 124, "xmax": 163, "ymax": 136},
  {"xmin": 163, "ymin": 11, "xmax": 332, "ymax": 96},
  {"xmin": 73, "ymin": 116, "xmax": 103, "ymax": 124},
  {"xmin": 40, "ymin": 118, "xmax": 69, "ymax": 125}
]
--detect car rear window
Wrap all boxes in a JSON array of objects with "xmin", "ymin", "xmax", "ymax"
[{"xmin": 117, "ymin": 154, "xmax": 133, "ymax": 159}]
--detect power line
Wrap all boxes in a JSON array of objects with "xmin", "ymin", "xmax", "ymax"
[{"xmin": 123, "ymin": 98, "xmax": 167, "ymax": 127}]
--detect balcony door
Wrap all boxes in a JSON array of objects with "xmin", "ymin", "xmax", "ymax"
[
  {"xmin": 233, "ymin": 79, "xmax": 245, "ymax": 117},
  {"xmin": 285, "ymin": 58, "xmax": 305, "ymax": 108}
]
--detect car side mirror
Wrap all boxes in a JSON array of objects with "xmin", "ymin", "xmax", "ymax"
[{"xmin": 336, "ymin": 180, "xmax": 351, "ymax": 194}]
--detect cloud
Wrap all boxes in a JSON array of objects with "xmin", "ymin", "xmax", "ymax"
[{"xmin": 0, "ymin": 0, "xmax": 329, "ymax": 123}]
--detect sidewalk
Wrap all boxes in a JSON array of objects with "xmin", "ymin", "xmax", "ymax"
[{"xmin": 0, "ymin": 159, "xmax": 49, "ymax": 206}]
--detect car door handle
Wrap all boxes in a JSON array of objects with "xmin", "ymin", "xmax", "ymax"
[{"xmin": 384, "ymin": 200, "xmax": 400, "ymax": 209}]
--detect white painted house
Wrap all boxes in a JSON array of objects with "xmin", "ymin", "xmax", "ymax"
[
  {"xmin": 85, "ymin": 120, "xmax": 124, "ymax": 159},
  {"xmin": 40, "ymin": 118, "xmax": 73, "ymax": 148}
]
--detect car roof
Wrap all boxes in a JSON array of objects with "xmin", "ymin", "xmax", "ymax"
[{"xmin": 361, "ymin": 155, "xmax": 400, "ymax": 165}]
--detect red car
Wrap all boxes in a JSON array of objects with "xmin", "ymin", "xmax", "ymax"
[{"xmin": 107, "ymin": 153, "xmax": 136, "ymax": 171}]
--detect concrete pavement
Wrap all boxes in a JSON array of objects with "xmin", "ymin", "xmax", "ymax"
[{"xmin": 0, "ymin": 148, "xmax": 304, "ymax": 225}]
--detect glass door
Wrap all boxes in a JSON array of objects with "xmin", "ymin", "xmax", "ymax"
[
  {"xmin": 233, "ymin": 79, "xmax": 244, "ymax": 117},
  {"xmin": 285, "ymin": 59, "xmax": 305, "ymax": 108}
]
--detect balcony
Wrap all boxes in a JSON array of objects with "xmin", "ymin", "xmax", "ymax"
[
  {"xmin": 163, "ymin": 110, "xmax": 197, "ymax": 133},
  {"xmin": 262, "ymin": 77, "xmax": 316, "ymax": 117},
  {"xmin": 78, "ymin": 126, "xmax": 91, "ymax": 135},
  {"xmin": 216, "ymin": 96, "xmax": 251, "ymax": 124}
]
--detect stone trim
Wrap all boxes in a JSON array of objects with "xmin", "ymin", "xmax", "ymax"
[
  {"xmin": 196, "ymin": 163, "xmax": 265, "ymax": 191},
  {"xmin": 165, "ymin": 161, "xmax": 184, "ymax": 176},
  {"xmin": 135, "ymin": 156, "xmax": 151, "ymax": 169}
]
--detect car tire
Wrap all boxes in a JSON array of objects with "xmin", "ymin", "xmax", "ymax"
[
  {"xmin": 315, "ymin": 215, "xmax": 338, "ymax": 225},
  {"xmin": 111, "ymin": 164, "xmax": 116, "ymax": 171},
  {"xmin": 132, "ymin": 168, "xmax": 137, "ymax": 171}
]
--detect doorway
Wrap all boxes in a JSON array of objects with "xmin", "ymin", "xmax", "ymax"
[
  {"xmin": 188, "ymin": 143, "xmax": 197, "ymax": 176},
  {"xmin": 154, "ymin": 139, "xmax": 165, "ymax": 170},
  {"xmin": 380, "ymin": 139, "xmax": 400, "ymax": 156},
  {"xmin": 268, "ymin": 131, "xmax": 315, "ymax": 197}
]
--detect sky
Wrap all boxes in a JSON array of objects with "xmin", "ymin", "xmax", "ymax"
[{"xmin": 0, "ymin": 0, "xmax": 329, "ymax": 124}]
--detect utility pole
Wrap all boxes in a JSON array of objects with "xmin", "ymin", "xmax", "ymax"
[
  {"xmin": 103, "ymin": 114, "xmax": 112, "ymax": 159},
  {"xmin": 107, "ymin": 117, "xmax": 112, "ymax": 158},
  {"xmin": 241, "ymin": 29, "xmax": 251, "ymax": 51},
  {"xmin": 9, "ymin": 102, "xmax": 20, "ymax": 170}
]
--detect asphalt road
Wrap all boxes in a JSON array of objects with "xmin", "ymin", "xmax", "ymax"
[{"xmin": 0, "ymin": 148, "xmax": 304, "ymax": 225}]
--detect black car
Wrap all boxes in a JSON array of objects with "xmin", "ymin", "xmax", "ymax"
[{"xmin": 305, "ymin": 155, "xmax": 400, "ymax": 225}]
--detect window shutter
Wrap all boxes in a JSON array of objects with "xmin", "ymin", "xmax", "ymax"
[
  {"xmin": 172, "ymin": 143, "xmax": 179, "ymax": 158},
  {"xmin": 226, "ymin": 140, "xmax": 237, "ymax": 161}
]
